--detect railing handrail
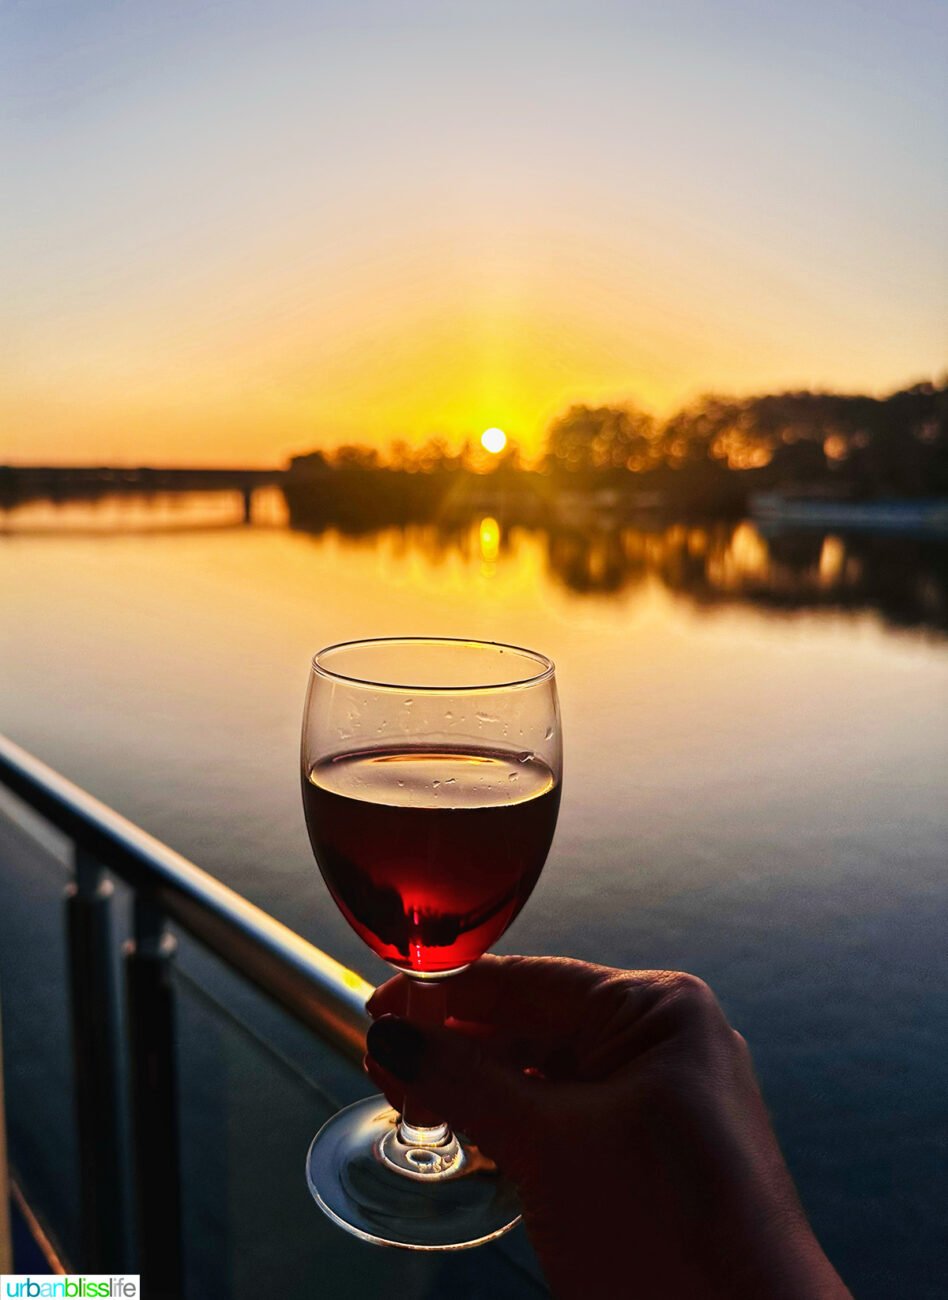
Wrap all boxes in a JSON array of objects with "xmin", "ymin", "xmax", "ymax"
[{"xmin": 0, "ymin": 733, "xmax": 371, "ymax": 1061}]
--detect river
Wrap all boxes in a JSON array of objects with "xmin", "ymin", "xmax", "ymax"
[{"xmin": 1, "ymin": 489, "xmax": 946, "ymax": 1297}]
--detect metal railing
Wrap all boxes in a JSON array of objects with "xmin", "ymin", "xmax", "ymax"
[{"xmin": 0, "ymin": 733, "xmax": 373, "ymax": 1298}]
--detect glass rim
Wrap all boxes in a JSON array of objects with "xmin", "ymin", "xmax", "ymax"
[{"xmin": 311, "ymin": 636, "xmax": 555, "ymax": 692}]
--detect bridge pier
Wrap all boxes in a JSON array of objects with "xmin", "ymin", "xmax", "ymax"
[{"xmin": 241, "ymin": 485, "xmax": 254, "ymax": 524}]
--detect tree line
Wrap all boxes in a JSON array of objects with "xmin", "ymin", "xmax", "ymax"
[{"xmin": 290, "ymin": 380, "xmax": 948, "ymax": 507}]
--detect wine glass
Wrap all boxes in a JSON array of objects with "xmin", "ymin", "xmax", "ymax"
[{"xmin": 301, "ymin": 637, "xmax": 562, "ymax": 1249}]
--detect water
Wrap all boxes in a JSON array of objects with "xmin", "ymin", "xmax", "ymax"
[{"xmin": 1, "ymin": 489, "xmax": 946, "ymax": 1296}]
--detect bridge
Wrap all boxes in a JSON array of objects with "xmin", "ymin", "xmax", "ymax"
[{"xmin": 0, "ymin": 465, "xmax": 287, "ymax": 524}]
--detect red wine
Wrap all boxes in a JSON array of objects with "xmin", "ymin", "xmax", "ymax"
[{"xmin": 303, "ymin": 746, "xmax": 560, "ymax": 973}]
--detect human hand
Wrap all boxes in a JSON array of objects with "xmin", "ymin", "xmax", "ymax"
[{"xmin": 365, "ymin": 956, "xmax": 850, "ymax": 1300}]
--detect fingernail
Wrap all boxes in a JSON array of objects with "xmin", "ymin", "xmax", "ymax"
[{"xmin": 366, "ymin": 1015, "xmax": 427, "ymax": 1082}]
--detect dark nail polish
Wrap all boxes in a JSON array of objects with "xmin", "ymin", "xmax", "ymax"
[{"xmin": 366, "ymin": 1015, "xmax": 427, "ymax": 1082}]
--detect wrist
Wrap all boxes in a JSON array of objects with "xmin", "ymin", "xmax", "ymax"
[{"xmin": 709, "ymin": 1193, "xmax": 850, "ymax": 1300}]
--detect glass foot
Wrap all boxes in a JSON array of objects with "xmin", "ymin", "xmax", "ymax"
[{"xmin": 305, "ymin": 1094, "xmax": 522, "ymax": 1250}]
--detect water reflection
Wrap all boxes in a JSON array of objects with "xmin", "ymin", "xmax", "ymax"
[
  {"xmin": 2, "ymin": 490, "xmax": 944, "ymax": 635},
  {"xmin": 0, "ymin": 488, "xmax": 288, "ymax": 533},
  {"xmin": 479, "ymin": 515, "xmax": 501, "ymax": 566},
  {"xmin": 295, "ymin": 515, "xmax": 948, "ymax": 635}
]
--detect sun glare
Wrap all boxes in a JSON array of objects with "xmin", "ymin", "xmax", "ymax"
[{"xmin": 480, "ymin": 427, "xmax": 507, "ymax": 454}]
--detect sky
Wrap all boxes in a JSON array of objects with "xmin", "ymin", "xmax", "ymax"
[{"xmin": 2, "ymin": 0, "xmax": 946, "ymax": 466}]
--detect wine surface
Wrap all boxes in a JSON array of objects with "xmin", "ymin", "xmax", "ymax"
[{"xmin": 303, "ymin": 746, "xmax": 560, "ymax": 972}]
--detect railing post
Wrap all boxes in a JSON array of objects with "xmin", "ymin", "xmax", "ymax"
[
  {"xmin": 125, "ymin": 898, "xmax": 183, "ymax": 1300},
  {"xmin": 66, "ymin": 848, "xmax": 128, "ymax": 1270},
  {"xmin": 0, "ymin": 985, "xmax": 13, "ymax": 1274}
]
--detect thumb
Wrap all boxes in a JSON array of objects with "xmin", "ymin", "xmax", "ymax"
[{"xmin": 366, "ymin": 1014, "xmax": 539, "ymax": 1170}]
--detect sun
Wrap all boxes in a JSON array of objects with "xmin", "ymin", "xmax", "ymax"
[{"xmin": 480, "ymin": 427, "xmax": 507, "ymax": 454}]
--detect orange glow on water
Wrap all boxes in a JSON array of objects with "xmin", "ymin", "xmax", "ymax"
[
  {"xmin": 819, "ymin": 536, "xmax": 846, "ymax": 584},
  {"xmin": 479, "ymin": 515, "xmax": 501, "ymax": 565}
]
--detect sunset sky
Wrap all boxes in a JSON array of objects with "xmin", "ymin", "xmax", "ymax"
[{"xmin": 2, "ymin": 0, "xmax": 946, "ymax": 466}]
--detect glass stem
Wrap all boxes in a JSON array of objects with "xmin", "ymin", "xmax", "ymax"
[{"xmin": 399, "ymin": 976, "xmax": 449, "ymax": 1144}]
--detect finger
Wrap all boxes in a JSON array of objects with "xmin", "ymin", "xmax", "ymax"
[
  {"xmin": 582, "ymin": 971, "xmax": 730, "ymax": 1079},
  {"xmin": 366, "ymin": 974, "xmax": 407, "ymax": 1019},
  {"xmin": 365, "ymin": 1014, "xmax": 547, "ymax": 1170},
  {"xmin": 362, "ymin": 1053, "xmax": 403, "ymax": 1112},
  {"xmin": 370, "ymin": 955, "xmax": 634, "ymax": 1036},
  {"xmin": 449, "ymin": 1022, "xmax": 573, "ymax": 1075},
  {"xmin": 367, "ymin": 959, "xmax": 692, "ymax": 1083},
  {"xmin": 367, "ymin": 975, "xmax": 563, "ymax": 1071}
]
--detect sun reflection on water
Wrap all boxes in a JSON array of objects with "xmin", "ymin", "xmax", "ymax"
[{"xmin": 479, "ymin": 515, "xmax": 500, "ymax": 565}]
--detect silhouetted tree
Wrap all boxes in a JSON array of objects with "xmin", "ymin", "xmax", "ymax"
[
  {"xmin": 280, "ymin": 379, "xmax": 948, "ymax": 530},
  {"xmin": 545, "ymin": 404, "xmax": 657, "ymax": 476},
  {"xmin": 332, "ymin": 444, "xmax": 381, "ymax": 469}
]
